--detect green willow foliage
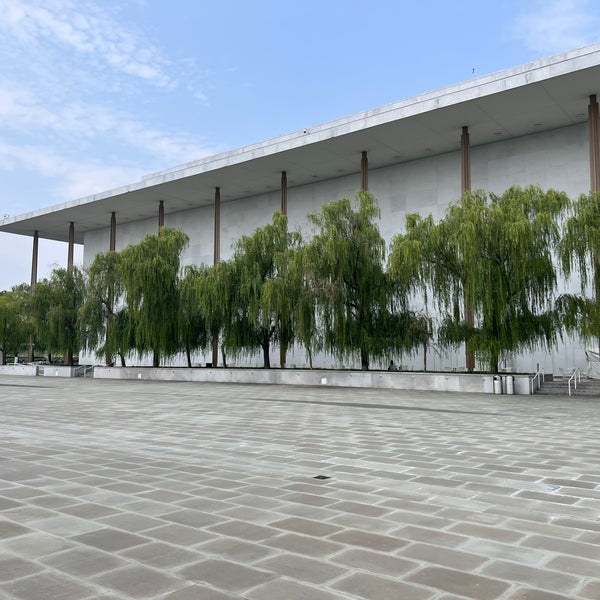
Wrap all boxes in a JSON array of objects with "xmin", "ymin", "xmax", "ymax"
[
  {"xmin": 0, "ymin": 286, "xmax": 30, "ymax": 364},
  {"xmin": 119, "ymin": 228, "xmax": 189, "ymax": 367},
  {"xmin": 558, "ymin": 192, "xmax": 600, "ymax": 352},
  {"xmin": 31, "ymin": 267, "xmax": 85, "ymax": 365},
  {"xmin": 390, "ymin": 186, "xmax": 569, "ymax": 373},
  {"xmin": 304, "ymin": 191, "xmax": 424, "ymax": 370},
  {"xmin": 178, "ymin": 265, "xmax": 209, "ymax": 367},
  {"xmin": 224, "ymin": 212, "xmax": 300, "ymax": 368}
]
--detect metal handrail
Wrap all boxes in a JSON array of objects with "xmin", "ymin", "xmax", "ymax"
[
  {"xmin": 568, "ymin": 368, "xmax": 581, "ymax": 397},
  {"xmin": 530, "ymin": 368, "xmax": 544, "ymax": 394}
]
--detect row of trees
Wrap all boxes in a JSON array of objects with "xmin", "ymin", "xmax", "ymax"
[{"xmin": 1, "ymin": 187, "xmax": 599, "ymax": 373}]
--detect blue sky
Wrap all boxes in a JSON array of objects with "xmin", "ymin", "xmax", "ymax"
[{"xmin": 1, "ymin": 0, "xmax": 600, "ymax": 290}]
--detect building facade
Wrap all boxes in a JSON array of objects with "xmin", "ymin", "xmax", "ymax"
[{"xmin": 2, "ymin": 44, "xmax": 600, "ymax": 372}]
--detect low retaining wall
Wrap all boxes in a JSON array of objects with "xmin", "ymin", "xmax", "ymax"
[
  {"xmin": 0, "ymin": 364, "xmax": 39, "ymax": 376},
  {"xmin": 94, "ymin": 366, "xmax": 533, "ymax": 395}
]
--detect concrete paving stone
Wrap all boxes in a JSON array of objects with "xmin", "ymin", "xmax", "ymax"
[
  {"xmin": 207, "ymin": 519, "xmax": 280, "ymax": 542},
  {"xmin": 28, "ymin": 515, "xmax": 102, "ymax": 536},
  {"xmin": 280, "ymin": 492, "xmax": 339, "ymax": 507},
  {"xmin": 516, "ymin": 490, "xmax": 581, "ymax": 504},
  {"xmin": 121, "ymin": 541, "xmax": 203, "ymax": 567},
  {"xmin": 198, "ymin": 537, "xmax": 277, "ymax": 563},
  {"xmin": 327, "ymin": 512, "xmax": 399, "ymax": 534},
  {"xmin": 521, "ymin": 534, "xmax": 600, "ymax": 559},
  {"xmin": 246, "ymin": 578, "xmax": 347, "ymax": 600},
  {"xmin": 392, "ymin": 525, "xmax": 468, "ymax": 548},
  {"xmin": 158, "ymin": 508, "xmax": 226, "ymax": 529},
  {"xmin": 331, "ymin": 548, "xmax": 419, "ymax": 577},
  {"xmin": 407, "ymin": 565, "xmax": 510, "ymax": 599},
  {"xmin": 544, "ymin": 554, "xmax": 600, "ymax": 577},
  {"xmin": 142, "ymin": 523, "xmax": 214, "ymax": 546},
  {"xmin": 224, "ymin": 493, "xmax": 283, "ymax": 510},
  {"xmin": 161, "ymin": 585, "xmax": 240, "ymax": 600},
  {"xmin": 2, "ymin": 531, "xmax": 74, "ymax": 558},
  {"xmin": 505, "ymin": 589, "xmax": 579, "ymax": 600},
  {"xmin": 177, "ymin": 558, "xmax": 276, "ymax": 592},
  {"xmin": 329, "ymin": 529, "xmax": 409, "ymax": 552},
  {"xmin": 579, "ymin": 580, "xmax": 600, "ymax": 599},
  {"xmin": 95, "ymin": 512, "xmax": 166, "ymax": 532},
  {"xmin": 577, "ymin": 530, "xmax": 600, "ymax": 544},
  {"xmin": 0, "ymin": 556, "xmax": 44, "ymax": 581},
  {"xmin": 0, "ymin": 497, "xmax": 24, "ymax": 510},
  {"xmin": 93, "ymin": 564, "xmax": 185, "ymax": 598},
  {"xmin": 41, "ymin": 546, "xmax": 128, "ymax": 577},
  {"xmin": 71, "ymin": 528, "xmax": 149, "ymax": 552},
  {"xmin": 58, "ymin": 503, "xmax": 122, "ymax": 520},
  {"xmin": 327, "ymin": 500, "xmax": 391, "ymax": 518},
  {"xmin": 0, "ymin": 520, "xmax": 31, "ymax": 539},
  {"xmin": 553, "ymin": 516, "xmax": 600, "ymax": 533},
  {"xmin": 266, "ymin": 532, "xmax": 345, "ymax": 557},
  {"xmin": 504, "ymin": 518, "xmax": 584, "ymax": 539},
  {"xmin": 481, "ymin": 559, "xmax": 580, "ymax": 594},
  {"xmin": 1, "ymin": 572, "xmax": 97, "ymax": 600},
  {"xmin": 27, "ymin": 495, "xmax": 79, "ymax": 509},
  {"xmin": 268, "ymin": 516, "xmax": 342, "ymax": 537},
  {"xmin": 333, "ymin": 572, "xmax": 434, "ymax": 600},
  {"xmin": 448, "ymin": 522, "xmax": 525, "ymax": 543},
  {"xmin": 1, "ymin": 506, "xmax": 55, "ymax": 525},
  {"xmin": 0, "ymin": 487, "xmax": 46, "ymax": 500},
  {"xmin": 175, "ymin": 497, "xmax": 234, "ymax": 512},
  {"xmin": 255, "ymin": 554, "xmax": 347, "ymax": 584},
  {"xmin": 399, "ymin": 541, "xmax": 488, "ymax": 571}
]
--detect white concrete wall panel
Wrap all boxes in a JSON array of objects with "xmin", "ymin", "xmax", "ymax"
[{"xmin": 82, "ymin": 123, "xmax": 592, "ymax": 373}]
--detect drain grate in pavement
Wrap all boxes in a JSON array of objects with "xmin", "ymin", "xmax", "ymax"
[{"xmin": 313, "ymin": 475, "xmax": 331, "ymax": 480}]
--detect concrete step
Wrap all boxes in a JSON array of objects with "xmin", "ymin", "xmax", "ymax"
[{"xmin": 537, "ymin": 378, "xmax": 600, "ymax": 396}]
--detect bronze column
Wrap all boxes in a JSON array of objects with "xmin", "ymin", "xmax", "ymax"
[
  {"xmin": 212, "ymin": 187, "xmax": 221, "ymax": 367},
  {"xmin": 158, "ymin": 200, "xmax": 164, "ymax": 234},
  {"xmin": 280, "ymin": 172, "xmax": 288, "ymax": 368},
  {"xmin": 461, "ymin": 126, "xmax": 475, "ymax": 372},
  {"xmin": 28, "ymin": 231, "xmax": 39, "ymax": 362},
  {"xmin": 110, "ymin": 212, "xmax": 116, "ymax": 251},
  {"xmin": 589, "ymin": 95, "xmax": 600, "ymax": 193},
  {"xmin": 67, "ymin": 222, "xmax": 74, "ymax": 271},
  {"xmin": 361, "ymin": 151, "xmax": 368, "ymax": 191},
  {"xmin": 281, "ymin": 171, "xmax": 288, "ymax": 215}
]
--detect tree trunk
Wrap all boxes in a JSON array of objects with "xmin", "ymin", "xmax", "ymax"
[
  {"xmin": 119, "ymin": 352, "xmax": 126, "ymax": 367},
  {"xmin": 423, "ymin": 341, "xmax": 427, "ymax": 371},
  {"xmin": 221, "ymin": 345, "xmax": 227, "ymax": 368},
  {"xmin": 186, "ymin": 346, "xmax": 192, "ymax": 368},
  {"xmin": 360, "ymin": 347, "xmax": 369, "ymax": 371},
  {"xmin": 308, "ymin": 347, "xmax": 313, "ymax": 369},
  {"xmin": 153, "ymin": 350, "xmax": 160, "ymax": 367},
  {"xmin": 63, "ymin": 349, "xmax": 73, "ymax": 366},
  {"xmin": 262, "ymin": 341, "xmax": 271, "ymax": 369},
  {"xmin": 0, "ymin": 350, "xmax": 5, "ymax": 366}
]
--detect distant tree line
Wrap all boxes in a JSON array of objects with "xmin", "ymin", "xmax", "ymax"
[{"xmin": 1, "ymin": 187, "xmax": 599, "ymax": 374}]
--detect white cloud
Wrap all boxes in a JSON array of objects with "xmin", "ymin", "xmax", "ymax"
[
  {"xmin": 0, "ymin": 0, "xmax": 173, "ymax": 88},
  {"xmin": 512, "ymin": 0, "xmax": 600, "ymax": 54}
]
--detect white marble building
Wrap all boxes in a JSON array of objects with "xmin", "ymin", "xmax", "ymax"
[{"xmin": 2, "ymin": 44, "xmax": 600, "ymax": 373}]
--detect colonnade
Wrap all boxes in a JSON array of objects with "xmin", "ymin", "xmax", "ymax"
[{"xmin": 27, "ymin": 95, "xmax": 600, "ymax": 367}]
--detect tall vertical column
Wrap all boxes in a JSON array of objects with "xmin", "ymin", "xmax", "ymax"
[
  {"xmin": 158, "ymin": 200, "xmax": 164, "ymax": 233},
  {"xmin": 280, "ymin": 171, "xmax": 288, "ymax": 215},
  {"xmin": 461, "ymin": 126, "xmax": 475, "ymax": 372},
  {"xmin": 361, "ymin": 151, "xmax": 368, "ymax": 191},
  {"xmin": 280, "ymin": 172, "xmax": 288, "ymax": 368},
  {"xmin": 110, "ymin": 212, "xmax": 116, "ymax": 251},
  {"xmin": 212, "ymin": 187, "xmax": 221, "ymax": 367},
  {"xmin": 67, "ymin": 222, "xmax": 75, "ymax": 271},
  {"xmin": 28, "ymin": 231, "xmax": 39, "ymax": 362},
  {"xmin": 461, "ymin": 126, "xmax": 471, "ymax": 195},
  {"xmin": 589, "ymin": 95, "xmax": 600, "ymax": 193}
]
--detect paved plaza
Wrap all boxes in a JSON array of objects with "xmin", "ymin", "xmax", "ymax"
[{"xmin": 0, "ymin": 377, "xmax": 599, "ymax": 599}]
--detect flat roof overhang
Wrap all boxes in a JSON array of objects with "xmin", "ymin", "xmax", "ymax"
[{"xmin": 2, "ymin": 43, "xmax": 600, "ymax": 245}]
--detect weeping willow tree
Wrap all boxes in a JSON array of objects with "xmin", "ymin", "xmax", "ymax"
[
  {"xmin": 198, "ymin": 260, "xmax": 238, "ymax": 368},
  {"xmin": 80, "ymin": 251, "xmax": 131, "ymax": 366},
  {"xmin": 558, "ymin": 192, "xmax": 600, "ymax": 353},
  {"xmin": 304, "ymin": 191, "xmax": 420, "ymax": 370},
  {"xmin": 0, "ymin": 286, "xmax": 30, "ymax": 364},
  {"xmin": 119, "ymin": 228, "xmax": 189, "ymax": 367},
  {"xmin": 391, "ymin": 186, "xmax": 568, "ymax": 373},
  {"xmin": 30, "ymin": 267, "xmax": 85, "ymax": 365},
  {"xmin": 224, "ymin": 212, "xmax": 300, "ymax": 368},
  {"xmin": 178, "ymin": 265, "xmax": 209, "ymax": 367}
]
